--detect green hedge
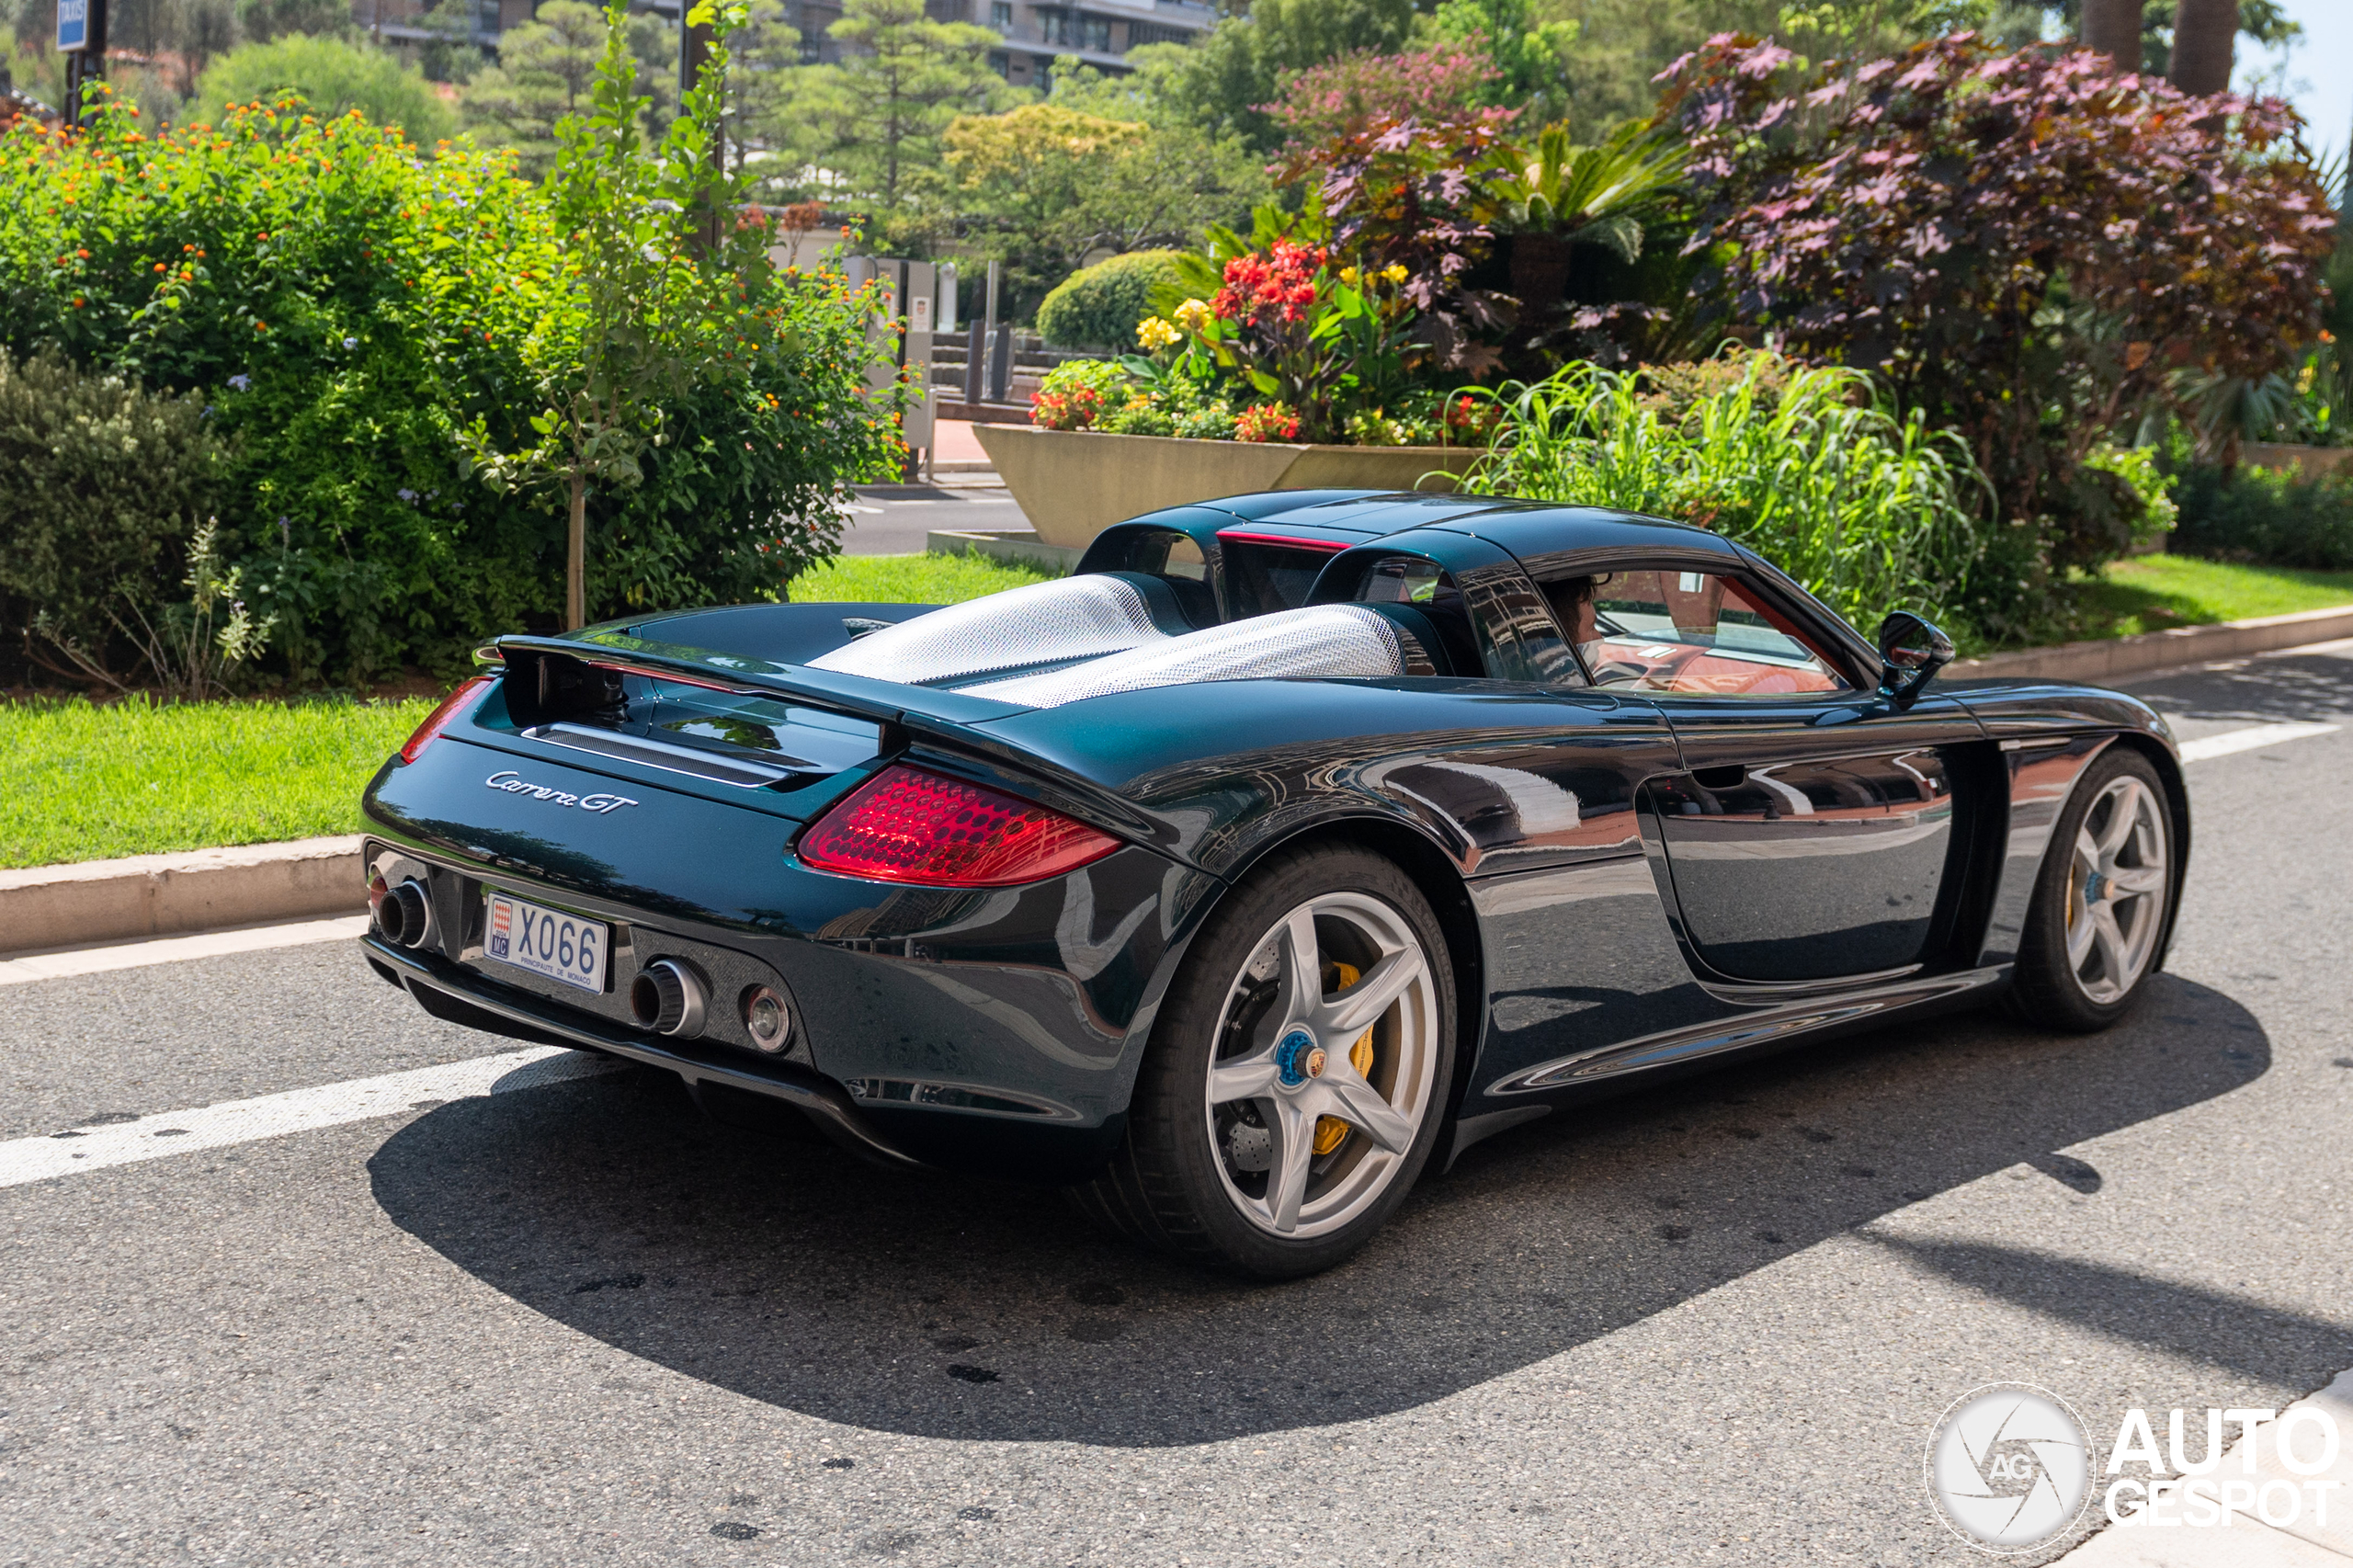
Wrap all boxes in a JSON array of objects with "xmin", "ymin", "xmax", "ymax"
[
  {"xmin": 1036, "ymin": 250, "xmax": 1186, "ymax": 350},
  {"xmin": 0, "ymin": 97, "xmax": 901, "ymax": 686},
  {"xmin": 2170, "ymin": 462, "xmax": 2353, "ymax": 571},
  {"xmin": 0, "ymin": 347, "xmax": 224, "ymax": 680}
]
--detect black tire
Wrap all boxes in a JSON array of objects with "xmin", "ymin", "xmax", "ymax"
[
  {"xmin": 1069, "ymin": 841, "xmax": 1457, "ymax": 1279},
  {"xmin": 2007, "ymin": 746, "xmax": 2177, "ymax": 1033}
]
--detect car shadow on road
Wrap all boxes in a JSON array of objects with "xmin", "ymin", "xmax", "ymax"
[
  {"xmin": 369, "ymin": 973, "xmax": 2279, "ymax": 1448},
  {"xmin": 2120, "ymin": 647, "xmax": 2353, "ymax": 721}
]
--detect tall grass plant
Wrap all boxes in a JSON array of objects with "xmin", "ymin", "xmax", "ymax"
[{"xmin": 1463, "ymin": 354, "xmax": 1987, "ymax": 634}]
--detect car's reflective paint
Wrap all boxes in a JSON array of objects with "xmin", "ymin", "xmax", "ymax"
[{"xmin": 360, "ymin": 489, "xmax": 2188, "ymax": 1176}]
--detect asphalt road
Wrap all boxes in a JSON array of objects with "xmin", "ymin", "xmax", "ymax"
[
  {"xmin": 842, "ymin": 486, "xmax": 1029, "ymax": 556},
  {"xmin": 6, "ymin": 646, "xmax": 2353, "ymax": 1566}
]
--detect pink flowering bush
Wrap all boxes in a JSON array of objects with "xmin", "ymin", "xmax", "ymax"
[{"xmin": 1659, "ymin": 31, "xmax": 2338, "ymax": 588}]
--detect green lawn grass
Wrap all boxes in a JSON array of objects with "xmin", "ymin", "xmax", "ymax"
[
  {"xmin": 788, "ymin": 550, "xmax": 1060, "ymax": 604},
  {"xmin": 2072, "ymin": 555, "xmax": 2353, "ymax": 641},
  {"xmin": 0, "ymin": 696, "xmax": 435, "ymax": 869},
  {"xmin": 2, "ymin": 552, "xmax": 1053, "ymax": 869}
]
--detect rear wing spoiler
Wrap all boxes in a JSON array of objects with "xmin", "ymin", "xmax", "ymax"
[
  {"xmin": 488, "ymin": 632, "xmax": 1182, "ymax": 855},
  {"xmin": 492, "ymin": 630, "xmax": 1029, "ymax": 732}
]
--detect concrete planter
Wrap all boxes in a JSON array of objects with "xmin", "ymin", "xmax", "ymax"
[
  {"xmin": 2244, "ymin": 443, "xmax": 2353, "ymax": 479},
  {"xmin": 972, "ymin": 425, "xmax": 1487, "ymax": 550}
]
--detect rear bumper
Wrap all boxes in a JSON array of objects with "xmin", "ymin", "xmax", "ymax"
[{"xmin": 361, "ymin": 933, "xmax": 924, "ymax": 1170}]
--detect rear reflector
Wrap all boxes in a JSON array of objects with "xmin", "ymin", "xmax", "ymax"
[
  {"xmin": 797, "ymin": 766, "xmax": 1120, "ymax": 887},
  {"xmin": 398, "ymin": 676, "xmax": 494, "ymax": 765}
]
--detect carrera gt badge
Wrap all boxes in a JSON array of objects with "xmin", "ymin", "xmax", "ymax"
[{"xmin": 484, "ymin": 770, "xmax": 639, "ymax": 814}]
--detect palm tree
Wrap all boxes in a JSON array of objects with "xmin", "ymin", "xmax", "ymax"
[
  {"xmin": 2080, "ymin": 0, "xmax": 2144, "ymax": 74},
  {"xmin": 1483, "ymin": 120, "xmax": 1688, "ymax": 328},
  {"xmin": 2169, "ymin": 0, "xmax": 2238, "ymax": 95}
]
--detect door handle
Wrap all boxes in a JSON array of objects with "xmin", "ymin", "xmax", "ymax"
[{"xmin": 1691, "ymin": 765, "xmax": 1746, "ymax": 790}]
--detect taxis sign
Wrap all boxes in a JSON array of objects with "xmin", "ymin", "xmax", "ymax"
[{"xmin": 57, "ymin": 0, "xmax": 89, "ymax": 51}]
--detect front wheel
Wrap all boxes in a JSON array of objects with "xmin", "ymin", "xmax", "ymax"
[
  {"xmin": 1070, "ymin": 843, "xmax": 1455, "ymax": 1279},
  {"xmin": 2008, "ymin": 747, "xmax": 2177, "ymax": 1032}
]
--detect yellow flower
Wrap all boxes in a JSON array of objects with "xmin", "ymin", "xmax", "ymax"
[
  {"xmin": 1380, "ymin": 264, "xmax": 1408, "ymax": 286},
  {"xmin": 1338, "ymin": 266, "xmax": 1360, "ymax": 287},
  {"xmin": 1135, "ymin": 315, "xmax": 1182, "ymax": 350},
  {"xmin": 1173, "ymin": 297, "xmax": 1211, "ymax": 332}
]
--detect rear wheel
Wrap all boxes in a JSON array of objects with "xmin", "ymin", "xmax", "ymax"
[
  {"xmin": 1071, "ymin": 843, "xmax": 1455, "ymax": 1279},
  {"xmin": 2008, "ymin": 748, "xmax": 2176, "ymax": 1032}
]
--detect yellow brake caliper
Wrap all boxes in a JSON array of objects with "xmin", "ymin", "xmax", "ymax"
[{"xmin": 1313, "ymin": 961, "xmax": 1378, "ymax": 1155}]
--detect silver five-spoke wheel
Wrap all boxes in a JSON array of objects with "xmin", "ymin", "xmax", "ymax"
[
  {"xmin": 2065, "ymin": 773, "xmax": 2168, "ymax": 1006},
  {"xmin": 2010, "ymin": 747, "xmax": 2176, "ymax": 1032},
  {"xmin": 1205, "ymin": 892, "xmax": 1440, "ymax": 1239}
]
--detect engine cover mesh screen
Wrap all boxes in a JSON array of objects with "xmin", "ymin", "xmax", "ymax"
[
  {"xmin": 967, "ymin": 605, "xmax": 1428, "ymax": 709},
  {"xmin": 806, "ymin": 574, "xmax": 1167, "ymax": 687}
]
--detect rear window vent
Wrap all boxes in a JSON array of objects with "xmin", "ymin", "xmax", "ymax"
[{"xmin": 526, "ymin": 723, "xmax": 809, "ymax": 789}]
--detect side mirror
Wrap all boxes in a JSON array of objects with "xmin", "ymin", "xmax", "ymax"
[{"xmin": 1875, "ymin": 611, "xmax": 1954, "ymax": 710}]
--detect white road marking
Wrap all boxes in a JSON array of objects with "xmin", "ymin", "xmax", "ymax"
[
  {"xmin": 0, "ymin": 1046, "xmax": 625, "ymax": 1189},
  {"xmin": 0, "ymin": 915, "xmax": 370, "ymax": 987},
  {"xmin": 2177, "ymin": 721, "xmax": 2340, "ymax": 763}
]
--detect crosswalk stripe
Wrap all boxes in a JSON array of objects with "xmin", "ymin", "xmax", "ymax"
[
  {"xmin": 2177, "ymin": 721, "xmax": 2339, "ymax": 763},
  {"xmin": 0, "ymin": 1046, "xmax": 624, "ymax": 1189}
]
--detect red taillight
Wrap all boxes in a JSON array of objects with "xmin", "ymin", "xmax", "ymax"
[
  {"xmin": 798, "ymin": 765, "xmax": 1121, "ymax": 887},
  {"xmin": 398, "ymin": 676, "xmax": 494, "ymax": 765}
]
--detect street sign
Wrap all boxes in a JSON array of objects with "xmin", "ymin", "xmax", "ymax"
[{"xmin": 57, "ymin": 0, "xmax": 88, "ymax": 51}]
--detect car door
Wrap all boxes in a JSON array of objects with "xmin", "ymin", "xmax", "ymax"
[{"xmin": 1545, "ymin": 563, "xmax": 1984, "ymax": 985}]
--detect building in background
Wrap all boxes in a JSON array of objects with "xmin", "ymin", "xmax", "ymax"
[
  {"xmin": 934, "ymin": 0, "xmax": 1213, "ymax": 86},
  {"xmin": 358, "ymin": 0, "xmax": 1208, "ymax": 84}
]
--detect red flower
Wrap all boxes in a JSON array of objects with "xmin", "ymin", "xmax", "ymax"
[{"xmin": 1212, "ymin": 241, "xmax": 1329, "ymax": 327}]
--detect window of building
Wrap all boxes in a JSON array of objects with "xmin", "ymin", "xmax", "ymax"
[{"xmin": 990, "ymin": 1, "xmax": 1012, "ymax": 26}]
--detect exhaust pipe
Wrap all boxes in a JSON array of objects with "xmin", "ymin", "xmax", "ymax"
[
  {"xmin": 373, "ymin": 877, "xmax": 437, "ymax": 950},
  {"xmin": 631, "ymin": 958, "xmax": 707, "ymax": 1037}
]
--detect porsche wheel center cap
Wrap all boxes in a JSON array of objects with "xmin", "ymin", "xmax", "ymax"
[{"xmin": 1275, "ymin": 1029, "xmax": 1321, "ymax": 1087}]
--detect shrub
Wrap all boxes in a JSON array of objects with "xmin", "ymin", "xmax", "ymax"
[
  {"xmin": 195, "ymin": 37, "xmax": 459, "ymax": 145},
  {"xmin": 2170, "ymin": 464, "xmax": 2353, "ymax": 570},
  {"xmin": 0, "ymin": 94, "xmax": 899, "ymax": 683},
  {"xmin": 1661, "ymin": 34, "xmax": 2337, "ymax": 585},
  {"xmin": 1029, "ymin": 358, "xmax": 1131, "ymax": 429},
  {"xmin": 1036, "ymin": 251, "xmax": 1188, "ymax": 349},
  {"xmin": 0, "ymin": 347, "xmax": 223, "ymax": 686},
  {"xmin": 1467, "ymin": 353, "xmax": 1985, "ymax": 633},
  {"xmin": 1233, "ymin": 402, "xmax": 1302, "ymax": 442},
  {"xmin": 1264, "ymin": 39, "xmax": 1501, "ymax": 150}
]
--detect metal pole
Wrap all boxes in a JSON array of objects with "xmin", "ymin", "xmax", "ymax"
[
  {"xmin": 983, "ymin": 259, "xmax": 1012, "ymax": 404},
  {"xmin": 61, "ymin": 0, "xmax": 108, "ymax": 126}
]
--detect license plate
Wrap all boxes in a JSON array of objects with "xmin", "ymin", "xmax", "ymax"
[{"xmin": 483, "ymin": 892, "xmax": 608, "ymax": 994}]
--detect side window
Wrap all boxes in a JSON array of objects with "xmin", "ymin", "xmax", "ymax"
[
  {"xmin": 1350, "ymin": 555, "xmax": 1484, "ymax": 678},
  {"xmin": 1540, "ymin": 568, "xmax": 1852, "ymax": 697}
]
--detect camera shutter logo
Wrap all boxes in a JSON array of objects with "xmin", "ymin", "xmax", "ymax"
[{"xmin": 1926, "ymin": 1383, "xmax": 2097, "ymax": 1552}]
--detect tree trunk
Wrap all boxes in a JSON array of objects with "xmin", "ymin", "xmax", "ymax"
[
  {"xmin": 566, "ymin": 472, "xmax": 586, "ymax": 631},
  {"xmin": 2169, "ymin": 0, "xmax": 2238, "ymax": 97},
  {"xmin": 1508, "ymin": 233, "xmax": 1577, "ymax": 329},
  {"xmin": 2079, "ymin": 0, "xmax": 2143, "ymax": 74}
]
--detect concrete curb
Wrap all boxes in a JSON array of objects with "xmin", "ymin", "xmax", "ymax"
[
  {"xmin": 926, "ymin": 527, "xmax": 1084, "ymax": 574},
  {"xmin": 0, "ymin": 836, "xmax": 365, "ymax": 958},
  {"xmin": 1948, "ymin": 603, "xmax": 2353, "ymax": 684}
]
